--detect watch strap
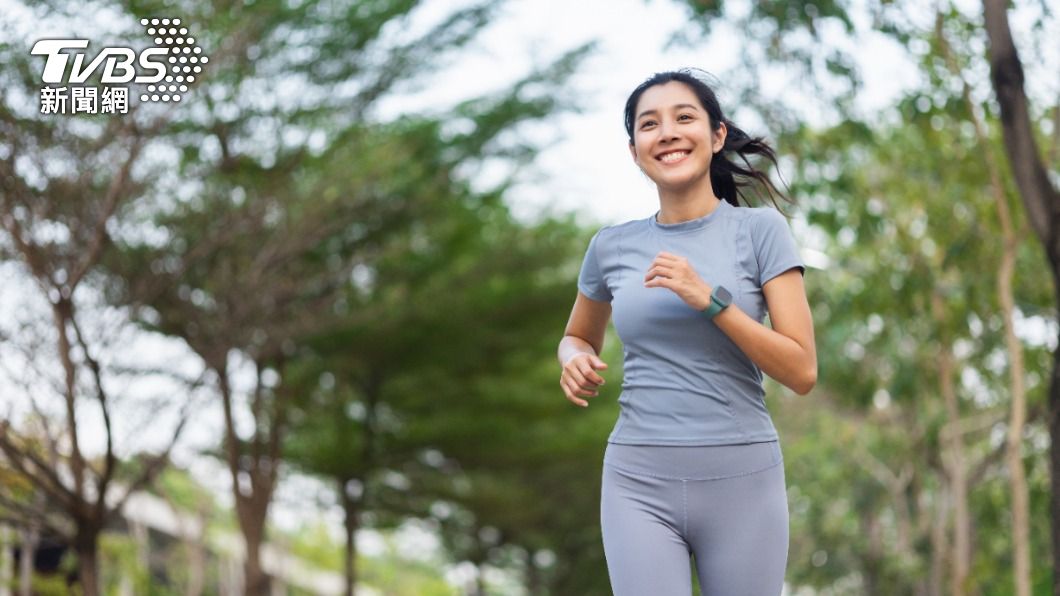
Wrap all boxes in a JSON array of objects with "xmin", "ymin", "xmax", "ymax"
[{"xmin": 702, "ymin": 286, "xmax": 729, "ymax": 319}]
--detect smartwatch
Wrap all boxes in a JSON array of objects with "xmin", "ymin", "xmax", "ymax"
[{"xmin": 702, "ymin": 285, "xmax": 732, "ymax": 319}]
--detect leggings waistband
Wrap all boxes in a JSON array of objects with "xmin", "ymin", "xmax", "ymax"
[{"xmin": 603, "ymin": 440, "xmax": 782, "ymax": 481}]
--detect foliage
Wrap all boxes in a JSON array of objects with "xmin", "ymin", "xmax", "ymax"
[{"xmin": 775, "ymin": 88, "xmax": 1053, "ymax": 595}]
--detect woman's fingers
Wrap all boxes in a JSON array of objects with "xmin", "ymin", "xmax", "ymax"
[
  {"xmin": 645, "ymin": 252, "xmax": 695, "ymax": 282},
  {"xmin": 560, "ymin": 372, "xmax": 600, "ymax": 408},
  {"xmin": 579, "ymin": 361, "xmax": 607, "ymax": 386},
  {"xmin": 564, "ymin": 357, "xmax": 603, "ymax": 389},
  {"xmin": 567, "ymin": 374, "xmax": 599, "ymax": 397},
  {"xmin": 573, "ymin": 362, "xmax": 606, "ymax": 391},
  {"xmin": 644, "ymin": 264, "xmax": 673, "ymax": 282},
  {"xmin": 560, "ymin": 354, "xmax": 608, "ymax": 407},
  {"xmin": 560, "ymin": 378, "xmax": 590, "ymax": 407}
]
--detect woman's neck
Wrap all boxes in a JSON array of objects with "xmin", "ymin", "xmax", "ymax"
[{"xmin": 654, "ymin": 176, "xmax": 723, "ymax": 224}]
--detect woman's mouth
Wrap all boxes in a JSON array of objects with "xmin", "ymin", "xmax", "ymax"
[{"xmin": 657, "ymin": 150, "xmax": 690, "ymax": 165}]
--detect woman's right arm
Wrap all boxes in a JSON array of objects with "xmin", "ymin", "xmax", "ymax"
[{"xmin": 558, "ymin": 291, "xmax": 612, "ymax": 407}]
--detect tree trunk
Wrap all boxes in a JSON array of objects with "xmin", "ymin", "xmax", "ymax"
[
  {"xmin": 75, "ymin": 532, "xmax": 101, "ymax": 596},
  {"xmin": 933, "ymin": 293, "xmax": 972, "ymax": 595},
  {"xmin": 241, "ymin": 517, "xmax": 269, "ymax": 596},
  {"xmin": 526, "ymin": 549, "xmax": 542, "ymax": 596},
  {"xmin": 862, "ymin": 511, "xmax": 882, "ymax": 595},
  {"xmin": 473, "ymin": 562, "xmax": 486, "ymax": 596},
  {"xmin": 997, "ymin": 158, "xmax": 1033, "ymax": 596},
  {"xmin": 239, "ymin": 500, "xmax": 269, "ymax": 596},
  {"xmin": 935, "ymin": 11, "xmax": 1034, "ymax": 590},
  {"xmin": 217, "ymin": 366, "xmax": 279, "ymax": 596},
  {"xmin": 338, "ymin": 372, "xmax": 381, "ymax": 596},
  {"xmin": 930, "ymin": 483, "xmax": 949, "ymax": 596},
  {"xmin": 341, "ymin": 478, "xmax": 361, "ymax": 596},
  {"xmin": 981, "ymin": 2, "xmax": 1060, "ymax": 590}
]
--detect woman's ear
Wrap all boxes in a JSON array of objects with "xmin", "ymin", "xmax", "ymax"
[
  {"xmin": 628, "ymin": 141, "xmax": 638, "ymax": 164},
  {"xmin": 713, "ymin": 121, "xmax": 728, "ymax": 153}
]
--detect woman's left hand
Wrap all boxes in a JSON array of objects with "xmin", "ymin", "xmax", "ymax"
[{"xmin": 644, "ymin": 251, "xmax": 712, "ymax": 311}]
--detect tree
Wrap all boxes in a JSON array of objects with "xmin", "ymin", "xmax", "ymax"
[
  {"xmin": 0, "ymin": 21, "xmax": 191, "ymax": 593},
  {"xmin": 96, "ymin": 3, "xmax": 595, "ymax": 592},
  {"xmin": 660, "ymin": 0, "xmax": 1056, "ymax": 591},
  {"xmin": 281, "ymin": 112, "xmax": 607, "ymax": 594},
  {"xmin": 777, "ymin": 87, "xmax": 1051, "ymax": 593},
  {"xmin": 981, "ymin": 1, "xmax": 1060, "ymax": 592}
]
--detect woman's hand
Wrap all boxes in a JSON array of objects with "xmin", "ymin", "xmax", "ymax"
[
  {"xmin": 560, "ymin": 353, "xmax": 608, "ymax": 408},
  {"xmin": 644, "ymin": 251, "xmax": 712, "ymax": 311}
]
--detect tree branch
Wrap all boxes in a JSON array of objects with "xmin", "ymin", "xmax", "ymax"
[
  {"xmin": 67, "ymin": 124, "xmax": 145, "ymax": 291},
  {"xmin": 68, "ymin": 313, "xmax": 116, "ymax": 521},
  {"xmin": 981, "ymin": 0, "xmax": 1060, "ymax": 255},
  {"xmin": 0, "ymin": 422, "xmax": 78, "ymax": 512},
  {"xmin": 51, "ymin": 299, "xmax": 87, "ymax": 500}
]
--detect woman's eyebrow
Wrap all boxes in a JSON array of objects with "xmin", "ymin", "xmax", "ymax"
[{"xmin": 636, "ymin": 103, "xmax": 699, "ymax": 120}]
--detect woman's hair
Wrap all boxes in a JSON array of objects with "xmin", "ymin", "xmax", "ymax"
[{"xmin": 623, "ymin": 68, "xmax": 794, "ymax": 212}]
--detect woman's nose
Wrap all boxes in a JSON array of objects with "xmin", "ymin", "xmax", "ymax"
[{"xmin": 657, "ymin": 118, "xmax": 679, "ymax": 140}]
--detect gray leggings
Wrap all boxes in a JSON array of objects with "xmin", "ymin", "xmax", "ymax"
[{"xmin": 600, "ymin": 440, "xmax": 789, "ymax": 595}]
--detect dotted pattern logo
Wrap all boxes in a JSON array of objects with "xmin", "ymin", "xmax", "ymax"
[{"xmin": 138, "ymin": 17, "xmax": 208, "ymax": 103}]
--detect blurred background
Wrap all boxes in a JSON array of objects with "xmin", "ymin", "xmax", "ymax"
[{"xmin": 0, "ymin": 0, "xmax": 1057, "ymax": 594}]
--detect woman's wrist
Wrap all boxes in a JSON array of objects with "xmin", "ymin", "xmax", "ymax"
[
  {"xmin": 562, "ymin": 351, "xmax": 591, "ymax": 367},
  {"xmin": 694, "ymin": 282, "xmax": 713, "ymax": 311},
  {"xmin": 558, "ymin": 336, "xmax": 596, "ymax": 367}
]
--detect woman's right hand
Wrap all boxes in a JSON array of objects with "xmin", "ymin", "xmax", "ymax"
[{"xmin": 560, "ymin": 353, "xmax": 608, "ymax": 408}]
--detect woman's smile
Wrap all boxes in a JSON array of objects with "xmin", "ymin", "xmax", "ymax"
[{"xmin": 657, "ymin": 149, "xmax": 691, "ymax": 165}]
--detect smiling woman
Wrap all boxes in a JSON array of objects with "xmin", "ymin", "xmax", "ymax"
[{"xmin": 556, "ymin": 67, "xmax": 816, "ymax": 596}]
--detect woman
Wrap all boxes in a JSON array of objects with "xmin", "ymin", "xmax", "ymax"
[{"xmin": 557, "ymin": 68, "xmax": 817, "ymax": 595}]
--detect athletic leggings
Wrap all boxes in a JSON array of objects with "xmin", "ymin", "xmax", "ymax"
[{"xmin": 600, "ymin": 440, "xmax": 789, "ymax": 596}]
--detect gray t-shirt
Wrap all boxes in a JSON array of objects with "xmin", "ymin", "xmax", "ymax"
[{"xmin": 577, "ymin": 199, "xmax": 805, "ymax": 446}]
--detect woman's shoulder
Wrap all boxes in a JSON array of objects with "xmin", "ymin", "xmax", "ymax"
[
  {"xmin": 731, "ymin": 203, "xmax": 788, "ymax": 220},
  {"xmin": 732, "ymin": 204, "xmax": 793, "ymax": 234},
  {"xmin": 593, "ymin": 216, "xmax": 649, "ymax": 240}
]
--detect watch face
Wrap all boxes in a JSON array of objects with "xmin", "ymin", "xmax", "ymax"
[{"xmin": 715, "ymin": 286, "xmax": 733, "ymax": 305}]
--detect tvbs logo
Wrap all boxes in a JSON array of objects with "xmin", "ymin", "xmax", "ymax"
[
  {"xmin": 31, "ymin": 17, "xmax": 208, "ymax": 115},
  {"xmin": 32, "ymin": 40, "xmax": 167, "ymax": 84}
]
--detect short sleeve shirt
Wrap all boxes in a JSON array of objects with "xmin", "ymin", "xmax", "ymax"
[{"xmin": 577, "ymin": 199, "xmax": 805, "ymax": 446}]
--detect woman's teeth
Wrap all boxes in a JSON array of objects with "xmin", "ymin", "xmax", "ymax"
[{"xmin": 660, "ymin": 151, "xmax": 688, "ymax": 163}]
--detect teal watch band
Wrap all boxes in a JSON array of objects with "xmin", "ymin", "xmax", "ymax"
[{"xmin": 702, "ymin": 285, "xmax": 733, "ymax": 319}]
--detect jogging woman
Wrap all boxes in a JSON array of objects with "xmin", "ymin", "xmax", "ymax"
[{"xmin": 557, "ymin": 68, "xmax": 817, "ymax": 595}]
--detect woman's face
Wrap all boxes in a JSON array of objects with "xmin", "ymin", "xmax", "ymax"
[{"xmin": 628, "ymin": 81, "xmax": 726, "ymax": 189}]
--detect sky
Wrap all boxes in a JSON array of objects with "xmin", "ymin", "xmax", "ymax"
[
  {"xmin": 2, "ymin": 0, "xmax": 1058, "ymax": 592},
  {"xmin": 377, "ymin": 0, "xmax": 923, "ymax": 228}
]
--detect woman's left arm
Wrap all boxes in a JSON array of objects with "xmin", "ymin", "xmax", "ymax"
[
  {"xmin": 644, "ymin": 252, "xmax": 817, "ymax": 394},
  {"xmin": 712, "ymin": 268, "xmax": 816, "ymax": 394}
]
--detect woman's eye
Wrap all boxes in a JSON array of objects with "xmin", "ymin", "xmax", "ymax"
[{"xmin": 641, "ymin": 115, "xmax": 692, "ymax": 128}]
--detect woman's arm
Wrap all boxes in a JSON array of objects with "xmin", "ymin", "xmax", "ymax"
[
  {"xmin": 557, "ymin": 291, "xmax": 612, "ymax": 407},
  {"xmin": 712, "ymin": 268, "xmax": 817, "ymax": 394},
  {"xmin": 644, "ymin": 252, "xmax": 816, "ymax": 395},
  {"xmin": 559, "ymin": 291, "xmax": 610, "ymax": 363}
]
